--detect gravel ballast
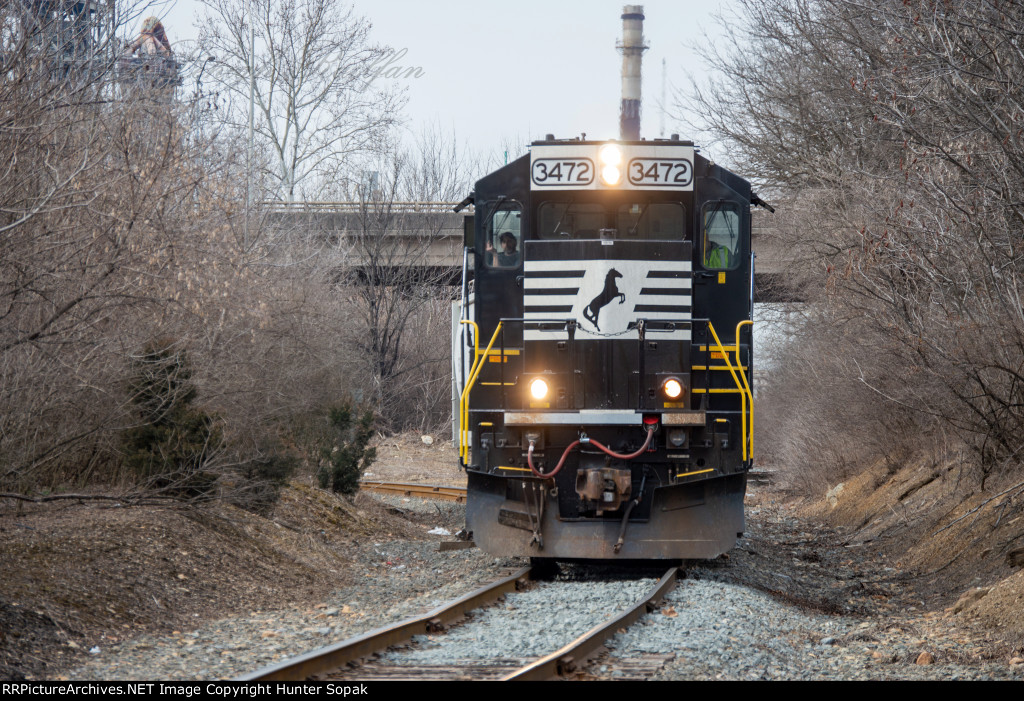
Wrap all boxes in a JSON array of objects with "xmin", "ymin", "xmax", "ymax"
[
  {"xmin": 601, "ymin": 574, "xmax": 1022, "ymax": 681},
  {"xmin": 382, "ymin": 577, "xmax": 658, "ymax": 666},
  {"xmin": 58, "ymin": 493, "xmax": 1024, "ymax": 681}
]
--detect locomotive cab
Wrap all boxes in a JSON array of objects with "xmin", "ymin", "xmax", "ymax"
[{"xmin": 454, "ymin": 136, "xmax": 754, "ymax": 561}]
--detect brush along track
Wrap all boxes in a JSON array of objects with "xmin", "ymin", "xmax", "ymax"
[{"xmin": 241, "ymin": 566, "xmax": 680, "ymax": 681}]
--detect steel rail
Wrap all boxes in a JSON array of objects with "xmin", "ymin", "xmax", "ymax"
[
  {"xmin": 360, "ymin": 480, "xmax": 467, "ymax": 503},
  {"xmin": 237, "ymin": 567, "xmax": 532, "ymax": 682},
  {"xmin": 502, "ymin": 566, "xmax": 681, "ymax": 681}
]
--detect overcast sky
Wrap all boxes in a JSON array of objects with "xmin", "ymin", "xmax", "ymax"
[{"xmin": 148, "ymin": 0, "xmax": 731, "ymax": 161}]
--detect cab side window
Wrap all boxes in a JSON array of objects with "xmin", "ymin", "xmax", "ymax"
[
  {"xmin": 486, "ymin": 203, "xmax": 523, "ymax": 268},
  {"xmin": 701, "ymin": 201, "xmax": 741, "ymax": 270}
]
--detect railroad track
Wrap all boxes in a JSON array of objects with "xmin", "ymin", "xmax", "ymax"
[
  {"xmin": 239, "ymin": 566, "xmax": 681, "ymax": 681},
  {"xmin": 362, "ymin": 473, "xmax": 772, "ymax": 500},
  {"xmin": 360, "ymin": 480, "xmax": 467, "ymax": 503}
]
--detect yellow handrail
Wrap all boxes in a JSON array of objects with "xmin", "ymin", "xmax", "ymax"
[
  {"xmin": 734, "ymin": 320, "xmax": 754, "ymax": 462},
  {"xmin": 706, "ymin": 321, "xmax": 754, "ymax": 463},
  {"xmin": 459, "ymin": 322, "xmax": 503, "ymax": 461},
  {"xmin": 460, "ymin": 319, "xmax": 481, "ymax": 363}
]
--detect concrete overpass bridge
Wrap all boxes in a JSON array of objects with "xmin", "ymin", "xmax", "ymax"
[{"xmin": 265, "ymin": 202, "xmax": 800, "ymax": 302}]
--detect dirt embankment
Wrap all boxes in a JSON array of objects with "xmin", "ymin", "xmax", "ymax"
[
  {"xmin": 0, "ymin": 432, "xmax": 459, "ymax": 681},
  {"xmin": 794, "ymin": 454, "xmax": 1024, "ymax": 648}
]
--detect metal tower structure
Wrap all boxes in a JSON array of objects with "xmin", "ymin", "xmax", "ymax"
[{"xmin": 16, "ymin": 0, "xmax": 115, "ymax": 84}]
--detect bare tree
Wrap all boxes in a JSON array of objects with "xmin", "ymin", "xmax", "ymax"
[
  {"xmin": 321, "ymin": 126, "xmax": 471, "ymax": 431},
  {"xmin": 196, "ymin": 0, "xmax": 403, "ymax": 201},
  {"xmin": 1, "ymin": 1, "xmax": 473, "ymax": 506},
  {"xmin": 683, "ymin": 0, "xmax": 1024, "ymax": 486},
  {"xmin": 0, "ymin": 3, "xmax": 257, "ymax": 495},
  {"xmin": 0, "ymin": 2, "xmax": 168, "ymax": 487}
]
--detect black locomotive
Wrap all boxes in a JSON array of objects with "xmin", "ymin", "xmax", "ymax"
[{"xmin": 453, "ymin": 136, "xmax": 757, "ymax": 561}]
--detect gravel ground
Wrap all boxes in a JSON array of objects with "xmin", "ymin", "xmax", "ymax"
[
  {"xmin": 600, "ymin": 574, "xmax": 1022, "ymax": 681},
  {"xmin": 58, "ymin": 491, "xmax": 1024, "ymax": 681},
  {"xmin": 382, "ymin": 577, "xmax": 658, "ymax": 665}
]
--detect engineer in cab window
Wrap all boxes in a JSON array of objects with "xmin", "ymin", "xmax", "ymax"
[
  {"xmin": 487, "ymin": 231, "xmax": 520, "ymax": 268},
  {"xmin": 702, "ymin": 203, "xmax": 740, "ymax": 270}
]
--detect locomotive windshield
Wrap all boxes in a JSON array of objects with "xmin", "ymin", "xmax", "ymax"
[
  {"xmin": 538, "ymin": 200, "xmax": 684, "ymax": 240},
  {"xmin": 617, "ymin": 202, "xmax": 684, "ymax": 239},
  {"xmin": 539, "ymin": 201, "xmax": 604, "ymax": 238}
]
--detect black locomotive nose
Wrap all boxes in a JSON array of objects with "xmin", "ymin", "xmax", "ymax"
[{"xmin": 460, "ymin": 139, "xmax": 753, "ymax": 560}]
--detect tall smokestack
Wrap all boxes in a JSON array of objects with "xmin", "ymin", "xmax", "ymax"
[{"xmin": 618, "ymin": 5, "xmax": 648, "ymax": 141}]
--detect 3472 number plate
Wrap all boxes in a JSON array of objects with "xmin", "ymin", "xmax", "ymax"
[
  {"xmin": 532, "ymin": 158, "xmax": 594, "ymax": 186},
  {"xmin": 627, "ymin": 158, "xmax": 693, "ymax": 187}
]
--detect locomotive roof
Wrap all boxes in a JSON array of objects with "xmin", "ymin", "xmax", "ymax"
[{"xmin": 474, "ymin": 138, "xmax": 751, "ymax": 201}]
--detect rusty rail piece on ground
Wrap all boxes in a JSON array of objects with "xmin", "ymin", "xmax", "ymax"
[
  {"xmin": 503, "ymin": 566, "xmax": 681, "ymax": 681},
  {"xmin": 360, "ymin": 481, "xmax": 467, "ymax": 503},
  {"xmin": 237, "ymin": 567, "xmax": 531, "ymax": 682}
]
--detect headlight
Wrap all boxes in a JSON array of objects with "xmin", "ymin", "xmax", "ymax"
[
  {"xmin": 663, "ymin": 378, "xmax": 683, "ymax": 399},
  {"xmin": 530, "ymin": 378, "xmax": 549, "ymax": 400},
  {"xmin": 601, "ymin": 165, "xmax": 621, "ymax": 186},
  {"xmin": 599, "ymin": 144, "xmax": 622, "ymax": 166}
]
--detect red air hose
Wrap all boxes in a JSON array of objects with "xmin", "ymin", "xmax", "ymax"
[{"xmin": 527, "ymin": 426, "xmax": 655, "ymax": 479}]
